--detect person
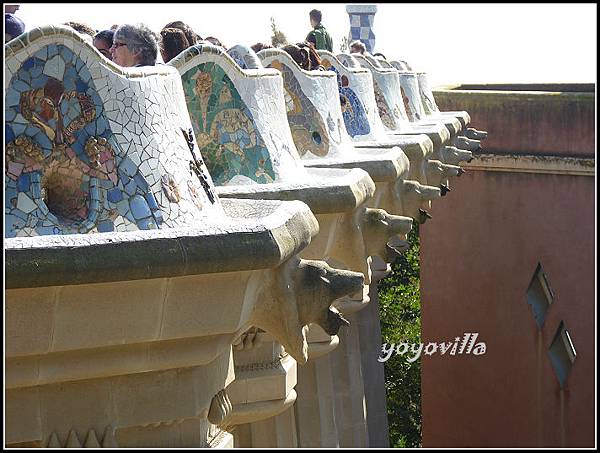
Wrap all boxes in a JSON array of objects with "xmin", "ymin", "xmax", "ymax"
[
  {"xmin": 162, "ymin": 21, "xmax": 201, "ymax": 46},
  {"xmin": 349, "ymin": 40, "xmax": 366, "ymax": 55},
  {"xmin": 111, "ymin": 23, "xmax": 158, "ymax": 67},
  {"xmin": 282, "ymin": 43, "xmax": 310, "ymax": 70},
  {"xmin": 305, "ymin": 9, "xmax": 332, "ymax": 52},
  {"xmin": 298, "ymin": 41, "xmax": 325, "ymax": 70},
  {"xmin": 160, "ymin": 27, "xmax": 190, "ymax": 63},
  {"xmin": 63, "ymin": 21, "xmax": 96, "ymax": 37},
  {"xmin": 204, "ymin": 36, "xmax": 225, "ymax": 48},
  {"xmin": 5, "ymin": 12, "xmax": 25, "ymax": 42},
  {"xmin": 250, "ymin": 42, "xmax": 272, "ymax": 53},
  {"xmin": 93, "ymin": 29, "xmax": 114, "ymax": 60}
]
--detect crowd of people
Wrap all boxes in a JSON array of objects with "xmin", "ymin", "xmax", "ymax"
[{"xmin": 5, "ymin": 7, "xmax": 374, "ymax": 70}]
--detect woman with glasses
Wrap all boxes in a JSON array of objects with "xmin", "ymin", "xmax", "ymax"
[{"xmin": 111, "ymin": 23, "xmax": 158, "ymax": 67}]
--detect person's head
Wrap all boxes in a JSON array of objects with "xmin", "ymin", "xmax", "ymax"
[
  {"xmin": 309, "ymin": 9, "xmax": 322, "ymax": 28},
  {"xmin": 160, "ymin": 27, "xmax": 190, "ymax": 63},
  {"xmin": 298, "ymin": 41, "xmax": 323, "ymax": 70},
  {"xmin": 63, "ymin": 21, "xmax": 96, "ymax": 38},
  {"xmin": 162, "ymin": 21, "xmax": 200, "ymax": 46},
  {"xmin": 5, "ymin": 4, "xmax": 20, "ymax": 14},
  {"xmin": 251, "ymin": 42, "xmax": 272, "ymax": 53},
  {"xmin": 283, "ymin": 43, "xmax": 310, "ymax": 70},
  {"xmin": 205, "ymin": 36, "xmax": 224, "ymax": 48},
  {"xmin": 349, "ymin": 40, "xmax": 366, "ymax": 55},
  {"xmin": 112, "ymin": 23, "xmax": 158, "ymax": 67},
  {"xmin": 93, "ymin": 29, "xmax": 114, "ymax": 60},
  {"xmin": 5, "ymin": 13, "xmax": 24, "ymax": 42}
]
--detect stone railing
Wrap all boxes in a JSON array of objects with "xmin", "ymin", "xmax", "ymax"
[{"xmin": 5, "ymin": 25, "xmax": 482, "ymax": 448}]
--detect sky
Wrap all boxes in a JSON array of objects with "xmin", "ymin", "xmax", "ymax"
[{"xmin": 13, "ymin": 3, "xmax": 597, "ymax": 88}]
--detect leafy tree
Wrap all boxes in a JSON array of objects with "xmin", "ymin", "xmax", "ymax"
[
  {"xmin": 378, "ymin": 224, "xmax": 422, "ymax": 447},
  {"xmin": 270, "ymin": 17, "xmax": 288, "ymax": 48},
  {"xmin": 340, "ymin": 35, "xmax": 349, "ymax": 53}
]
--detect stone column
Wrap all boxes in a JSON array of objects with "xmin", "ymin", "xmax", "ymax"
[{"xmin": 346, "ymin": 4, "xmax": 378, "ymax": 53}]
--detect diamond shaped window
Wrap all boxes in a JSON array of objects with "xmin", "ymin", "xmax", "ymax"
[
  {"xmin": 548, "ymin": 321, "xmax": 577, "ymax": 387},
  {"xmin": 526, "ymin": 263, "xmax": 554, "ymax": 329}
]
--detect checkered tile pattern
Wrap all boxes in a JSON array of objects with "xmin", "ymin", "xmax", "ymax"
[{"xmin": 348, "ymin": 12, "xmax": 376, "ymax": 53}]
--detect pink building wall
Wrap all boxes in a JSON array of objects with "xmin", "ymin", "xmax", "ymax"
[{"xmin": 420, "ymin": 85, "xmax": 595, "ymax": 447}]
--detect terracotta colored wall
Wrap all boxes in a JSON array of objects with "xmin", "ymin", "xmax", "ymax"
[
  {"xmin": 433, "ymin": 84, "xmax": 595, "ymax": 157},
  {"xmin": 420, "ymin": 86, "xmax": 595, "ymax": 447}
]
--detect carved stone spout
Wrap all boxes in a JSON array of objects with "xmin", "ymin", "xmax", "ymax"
[
  {"xmin": 251, "ymin": 257, "xmax": 364, "ymax": 364},
  {"xmin": 426, "ymin": 160, "xmax": 463, "ymax": 188},
  {"xmin": 395, "ymin": 179, "xmax": 441, "ymax": 222},
  {"xmin": 363, "ymin": 208, "xmax": 413, "ymax": 260},
  {"xmin": 453, "ymin": 135, "xmax": 482, "ymax": 152},
  {"xmin": 464, "ymin": 128, "xmax": 488, "ymax": 140},
  {"xmin": 440, "ymin": 146, "xmax": 473, "ymax": 165}
]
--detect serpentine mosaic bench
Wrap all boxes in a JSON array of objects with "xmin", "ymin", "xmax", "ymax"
[{"xmin": 5, "ymin": 26, "xmax": 365, "ymax": 448}]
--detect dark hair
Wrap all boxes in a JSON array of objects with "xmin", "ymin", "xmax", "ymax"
[
  {"xmin": 298, "ymin": 42, "xmax": 323, "ymax": 70},
  {"xmin": 162, "ymin": 21, "xmax": 201, "ymax": 45},
  {"xmin": 349, "ymin": 40, "xmax": 366, "ymax": 54},
  {"xmin": 94, "ymin": 29, "xmax": 114, "ymax": 46},
  {"xmin": 251, "ymin": 42, "xmax": 272, "ymax": 53},
  {"xmin": 160, "ymin": 27, "xmax": 190, "ymax": 62},
  {"xmin": 205, "ymin": 36, "xmax": 224, "ymax": 48},
  {"xmin": 63, "ymin": 21, "xmax": 96, "ymax": 37},
  {"xmin": 309, "ymin": 9, "xmax": 322, "ymax": 23},
  {"xmin": 283, "ymin": 44, "xmax": 310, "ymax": 70}
]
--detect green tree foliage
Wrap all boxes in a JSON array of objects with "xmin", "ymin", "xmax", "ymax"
[
  {"xmin": 270, "ymin": 17, "xmax": 288, "ymax": 48},
  {"xmin": 378, "ymin": 224, "xmax": 422, "ymax": 448}
]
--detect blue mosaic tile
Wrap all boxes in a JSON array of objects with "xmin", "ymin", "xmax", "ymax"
[
  {"xmin": 13, "ymin": 209, "xmax": 28, "ymax": 222},
  {"xmin": 97, "ymin": 219, "xmax": 115, "ymax": 232},
  {"xmin": 31, "ymin": 75, "xmax": 49, "ymax": 90},
  {"xmin": 76, "ymin": 79, "xmax": 89, "ymax": 93},
  {"xmin": 16, "ymin": 174, "xmax": 31, "ymax": 192},
  {"xmin": 116, "ymin": 200, "xmax": 130, "ymax": 216},
  {"xmin": 6, "ymin": 214, "xmax": 26, "ymax": 231},
  {"xmin": 88, "ymin": 209, "xmax": 98, "ymax": 223},
  {"xmin": 120, "ymin": 157, "xmax": 138, "ymax": 178},
  {"xmin": 35, "ymin": 226, "xmax": 58, "ymax": 235},
  {"xmin": 5, "ymin": 88, "xmax": 20, "ymax": 107},
  {"xmin": 35, "ymin": 131, "xmax": 53, "ymax": 151},
  {"xmin": 34, "ymin": 47, "xmax": 48, "ymax": 60},
  {"xmin": 145, "ymin": 192, "xmax": 158, "ymax": 210},
  {"xmin": 136, "ymin": 217, "xmax": 156, "ymax": 230},
  {"xmin": 12, "ymin": 79, "xmax": 30, "ymax": 93},
  {"xmin": 130, "ymin": 195, "xmax": 151, "ymax": 220},
  {"xmin": 134, "ymin": 173, "xmax": 149, "ymax": 192},
  {"xmin": 124, "ymin": 178, "xmax": 137, "ymax": 196},
  {"xmin": 48, "ymin": 44, "xmax": 58, "ymax": 57},
  {"xmin": 93, "ymin": 117, "xmax": 107, "ymax": 136},
  {"xmin": 30, "ymin": 65, "xmax": 43, "ymax": 79},
  {"xmin": 12, "ymin": 123, "xmax": 26, "ymax": 136},
  {"xmin": 5, "ymin": 125, "xmax": 15, "ymax": 143},
  {"xmin": 153, "ymin": 210, "xmax": 164, "ymax": 225},
  {"xmin": 106, "ymin": 187, "xmax": 123, "ymax": 203},
  {"xmin": 6, "ymin": 108, "xmax": 17, "ymax": 122}
]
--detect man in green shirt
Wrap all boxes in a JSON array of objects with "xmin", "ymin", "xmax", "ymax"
[{"xmin": 306, "ymin": 9, "xmax": 333, "ymax": 52}]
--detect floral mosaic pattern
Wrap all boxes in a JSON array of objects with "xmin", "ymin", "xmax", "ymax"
[
  {"xmin": 373, "ymin": 79, "xmax": 396, "ymax": 130},
  {"xmin": 5, "ymin": 44, "xmax": 162, "ymax": 237},
  {"xmin": 181, "ymin": 62, "xmax": 275, "ymax": 185},
  {"xmin": 268, "ymin": 60, "xmax": 330, "ymax": 157},
  {"xmin": 321, "ymin": 59, "xmax": 370, "ymax": 138}
]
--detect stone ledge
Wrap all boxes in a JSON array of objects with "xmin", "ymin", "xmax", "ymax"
[
  {"xmin": 463, "ymin": 153, "xmax": 595, "ymax": 176},
  {"xmin": 5, "ymin": 199, "xmax": 318, "ymax": 288},
  {"xmin": 302, "ymin": 147, "xmax": 409, "ymax": 182},
  {"xmin": 217, "ymin": 168, "xmax": 376, "ymax": 215}
]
